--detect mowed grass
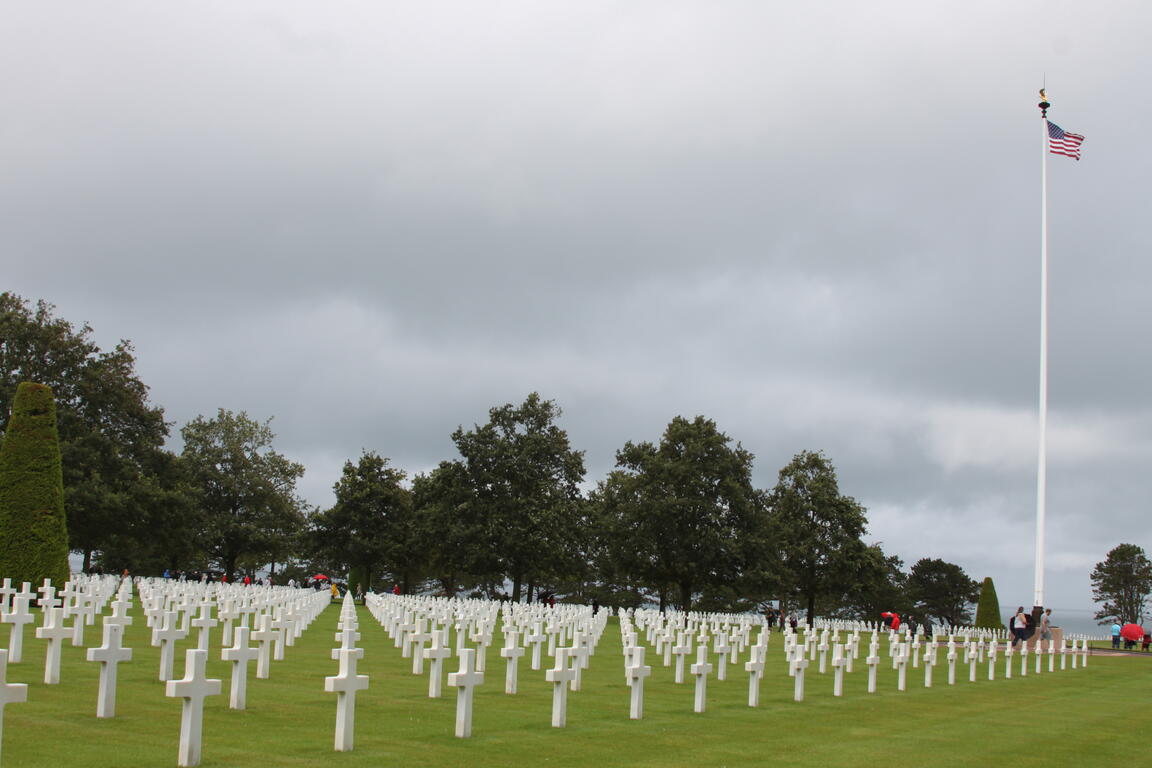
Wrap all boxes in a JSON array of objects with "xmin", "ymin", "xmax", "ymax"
[{"xmin": 4, "ymin": 604, "xmax": 1150, "ymax": 768}]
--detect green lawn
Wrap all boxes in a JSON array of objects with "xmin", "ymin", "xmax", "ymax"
[{"xmin": 4, "ymin": 605, "xmax": 1149, "ymax": 768}]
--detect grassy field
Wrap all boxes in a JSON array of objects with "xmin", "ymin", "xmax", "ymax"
[{"xmin": 4, "ymin": 604, "xmax": 1149, "ymax": 768}]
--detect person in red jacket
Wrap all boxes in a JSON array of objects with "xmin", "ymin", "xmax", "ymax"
[{"xmin": 881, "ymin": 611, "xmax": 901, "ymax": 631}]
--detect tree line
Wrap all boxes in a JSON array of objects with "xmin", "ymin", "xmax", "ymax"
[{"xmin": 0, "ymin": 292, "xmax": 1021, "ymax": 625}]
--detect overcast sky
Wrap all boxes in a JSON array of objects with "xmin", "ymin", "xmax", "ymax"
[{"xmin": 4, "ymin": 1, "xmax": 1148, "ymax": 615}]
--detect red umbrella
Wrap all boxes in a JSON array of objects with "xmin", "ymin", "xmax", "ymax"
[
  {"xmin": 1120, "ymin": 623, "xmax": 1145, "ymax": 642},
  {"xmin": 312, "ymin": 574, "xmax": 329, "ymax": 581}
]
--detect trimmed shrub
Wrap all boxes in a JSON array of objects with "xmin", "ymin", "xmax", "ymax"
[
  {"xmin": 0, "ymin": 382, "xmax": 70, "ymax": 587},
  {"xmin": 973, "ymin": 576, "xmax": 1005, "ymax": 629}
]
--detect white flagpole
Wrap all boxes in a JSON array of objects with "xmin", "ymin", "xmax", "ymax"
[{"xmin": 1034, "ymin": 91, "xmax": 1051, "ymax": 613}]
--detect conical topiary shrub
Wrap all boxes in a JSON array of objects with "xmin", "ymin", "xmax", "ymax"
[
  {"xmin": 973, "ymin": 576, "xmax": 1005, "ymax": 629},
  {"xmin": 0, "ymin": 382, "xmax": 70, "ymax": 587}
]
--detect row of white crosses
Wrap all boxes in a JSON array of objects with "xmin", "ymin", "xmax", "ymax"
[
  {"xmin": 618, "ymin": 608, "xmax": 1096, "ymax": 709},
  {"xmin": 0, "ymin": 573, "xmax": 333, "ymax": 768},
  {"xmin": 363, "ymin": 593, "xmax": 609, "ymax": 737}
]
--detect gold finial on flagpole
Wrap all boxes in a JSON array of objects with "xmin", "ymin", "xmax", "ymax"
[{"xmin": 1038, "ymin": 88, "xmax": 1050, "ymax": 117}]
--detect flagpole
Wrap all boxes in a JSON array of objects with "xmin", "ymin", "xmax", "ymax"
[{"xmin": 1034, "ymin": 91, "xmax": 1051, "ymax": 614}]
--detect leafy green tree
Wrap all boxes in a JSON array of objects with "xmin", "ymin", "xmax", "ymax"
[
  {"xmin": 974, "ymin": 576, "xmax": 1006, "ymax": 629},
  {"xmin": 907, "ymin": 557, "xmax": 979, "ymax": 627},
  {"xmin": 412, "ymin": 460, "xmax": 487, "ymax": 598},
  {"xmin": 0, "ymin": 382, "xmax": 70, "ymax": 587},
  {"xmin": 770, "ymin": 450, "xmax": 867, "ymax": 625},
  {"xmin": 450, "ymin": 393, "xmax": 585, "ymax": 602},
  {"xmin": 309, "ymin": 452, "xmax": 415, "ymax": 594},
  {"xmin": 835, "ymin": 543, "xmax": 909, "ymax": 621},
  {"xmin": 0, "ymin": 293, "xmax": 173, "ymax": 570},
  {"xmin": 180, "ymin": 409, "xmax": 305, "ymax": 579},
  {"xmin": 599, "ymin": 415, "xmax": 770, "ymax": 611},
  {"xmin": 1091, "ymin": 543, "xmax": 1152, "ymax": 625}
]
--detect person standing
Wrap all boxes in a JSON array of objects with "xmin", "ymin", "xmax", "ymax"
[
  {"xmin": 1111, "ymin": 621, "xmax": 1122, "ymax": 649},
  {"xmin": 1040, "ymin": 609, "xmax": 1052, "ymax": 648},
  {"xmin": 1012, "ymin": 606, "xmax": 1028, "ymax": 648}
]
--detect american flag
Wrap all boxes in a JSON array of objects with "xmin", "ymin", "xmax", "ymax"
[{"xmin": 1047, "ymin": 120, "xmax": 1085, "ymax": 160}]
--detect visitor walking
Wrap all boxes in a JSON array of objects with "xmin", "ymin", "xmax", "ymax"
[{"xmin": 1111, "ymin": 621, "xmax": 1122, "ymax": 649}]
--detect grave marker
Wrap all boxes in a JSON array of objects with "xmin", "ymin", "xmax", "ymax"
[
  {"xmin": 34, "ymin": 606, "xmax": 71, "ymax": 684},
  {"xmin": 690, "ymin": 645, "xmax": 713, "ymax": 713},
  {"xmin": 626, "ymin": 645, "xmax": 651, "ymax": 720},
  {"xmin": 325, "ymin": 648, "xmax": 369, "ymax": 751},
  {"xmin": 86, "ymin": 620, "xmax": 132, "ymax": 717},
  {"xmin": 165, "ymin": 649, "xmax": 222, "ymax": 767},
  {"xmin": 447, "ymin": 647, "xmax": 484, "ymax": 737},
  {"xmin": 545, "ymin": 648, "xmax": 576, "ymax": 728},
  {"xmin": 221, "ymin": 625, "xmax": 258, "ymax": 710}
]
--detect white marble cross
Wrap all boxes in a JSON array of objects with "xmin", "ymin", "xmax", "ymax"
[
  {"xmin": 895, "ymin": 643, "xmax": 908, "ymax": 691},
  {"xmin": 627, "ymin": 645, "xmax": 651, "ymax": 720},
  {"xmin": 987, "ymin": 641, "xmax": 998, "ymax": 680},
  {"xmin": 865, "ymin": 647, "xmax": 880, "ymax": 693},
  {"xmin": 153, "ymin": 610, "xmax": 189, "ymax": 682},
  {"xmin": 325, "ymin": 648, "xmax": 369, "ymax": 751},
  {"xmin": 35, "ymin": 606, "xmax": 72, "ymax": 685},
  {"xmin": 1019, "ymin": 641, "xmax": 1029, "ymax": 677},
  {"xmin": 966, "ymin": 642, "xmax": 978, "ymax": 683},
  {"xmin": 447, "ymin": 647, "xmax": 484, "ymax": 737},
  {"xmin": 410, "ymin": 619, "xmax": 431, "ymax": 675},
  {"xmin": 745, "ymin": 644, "xmax": 765, "ymax": 707},
  {"xmin": 690, "ymin": 645, "xmax": 713, "ymax": 713},
  {"xmin": 87, "ymin": 620, "xmax": 132, "ymax": 717},
  {"xmin": 526, "ymin": 622, "xmax": 545, "ymax": 671},
  {"xmin": 191, "ymin": 604, "xmax": 218, "ymax": 652},
  {"xmin": 792, "ymin": 646, "xmax": 810, "ymax": 702},
  {"xmin": 545, "ymin": 647, "xmax": 576, "ymax": 728},
  {"xmin": 0, "ymin": 649, "xmax": 28, "ymax": 765},
  {"xmin": 1, "ymin": 591, "xmax": 35, "ymax": 664},
  {"xmin": 105, "ymin": 598, "xmax": 134, "ymax": 631},
  {"xmin": 1034, "ymin": 639, "xmax": 1043, "ymax": 675},
  {"xmin": 923, "ymin": 644, "xmax": 936, "ymax": 688},
  {"xmin": 251, "ymin": 614, "xmax": 277, "ymax": 680},
  {"xmin": 713, "ymin": 632, "xmax": 730, "ymax": 681},
  {"xmin": 423, "ymin": 628, "xmax": 452, "ymax": 698},
  {"xmin": 1004, "ymin": 642, "xmax": 1014, "ymax": 678},
  {"xmin": 166, "ymin": 648, "xmax": 222, "ymax": 767},
  {"xmin": 831, "ymin": 643, "xmax": 847, "ymax": 696},
  {"xmin": 221, "ymin": 625, "xmax": 258, "ymax": 710},
  {"xmin": 567, "ymin": 639, "xmax": 589, "ymax": 692},
  {"xmin": 499, "ymin": 628, "xmax": 525, "ymax": 694},
  {"xmin": 0, "ymin": 580, "xmax": 13, "ymax": 614},
  {"xmin": 671, "ymin": 633, "xmax": 691, "ymax": 684}
]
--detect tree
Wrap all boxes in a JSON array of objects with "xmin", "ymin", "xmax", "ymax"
[
  {"xmin": 450, "ymin": 393, "xmax": 585, "ymax": 602},
  {"xmin": 598, "ymin": 415, "xmax": 771, "ymax": 611},
  {"xmin": 835, "ymin": 543, "xmax": 909, "ymax": 621},
  {"xmin": 973, "ymin": 576, "xmax": 1005, "ymax": 629},
  {"xmin": 309, "ymin": 452, "xmax": 415, "ymax": 594},
  {"xmin": 412, "ymin": 460, "xmax": 484, "ymax": 598},
  {"xmin": 770, "ymin": 450, "xmax": 867, "ymax": 625},
  {"xmin": 907, "ymin": 558, "xmax": 979, "ymax": 627},
  {"xmin": 1091, "ymin": 543, "xmax": 1152, "ymax": 625},
  {"xmin": 0, "ymin": 382, "xmax": 70, "ymax": 587},
  {"xmin": 180, "ymin": 409, "xmax": 305, "ymax": 579},
  {"xmin": 0, "ymin": 293, "xmax": 173, "ymax": 570}
]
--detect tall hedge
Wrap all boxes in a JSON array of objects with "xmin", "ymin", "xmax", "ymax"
[
  {"xmin": 0, "ymin": 382, "xmax": 70, "ymax": 587},
  {"xmin": 973, "ymin": 576, "xmax": 1005, "ymax": 629}
]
